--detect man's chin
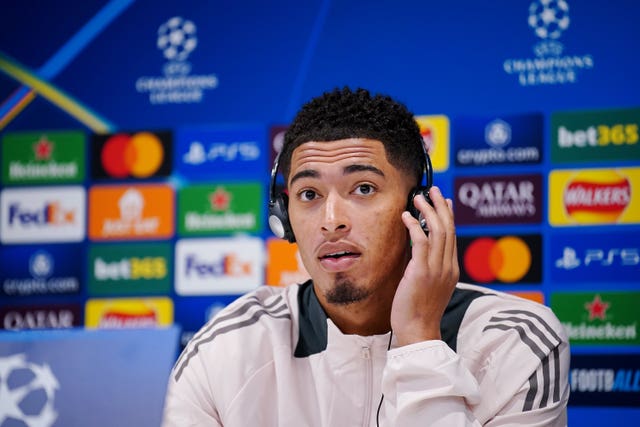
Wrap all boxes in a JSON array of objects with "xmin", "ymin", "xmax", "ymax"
[{"xmin": 324, "ymin": 274, "xmax": 370, "ymax": 306}]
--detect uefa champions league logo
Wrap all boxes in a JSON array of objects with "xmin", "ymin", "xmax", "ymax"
[
  {"xmin": 157, "ymin": 17, "xmax": 198, "ymax": 62},
  {"xmin": 135, "ymin": 16, "xmax": 218, "ymax": 104},
  {"xmin": 28, "ymin": 251, "xmax": 53, "ymax": 279},
  {"xmin": 502, "ymin": 0, "xmax": 594, "ymax": 86},
  {"xmin": 528, "ymin": 0, "xmax": 570, "ymax": 40},
  {"xmin": 0, "ymin": 354, "xmax": 59, "ymax": 427}
]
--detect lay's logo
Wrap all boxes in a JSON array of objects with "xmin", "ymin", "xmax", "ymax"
[{"xmin": 549, "ymin": 168, "xmax": 640, "ymax": 226}]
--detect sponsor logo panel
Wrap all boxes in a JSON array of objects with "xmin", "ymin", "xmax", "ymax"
[
  {"xmin": 0, "ymin": 244, "xmax": 82, "ymax": 297},
  {"xmin": 550, "ymin": 231, "xmax": 640, "ymax": 282},
  {"xmin": 88, "ymin": 184, "xmax": 174, "ymax": 240},
  {"xmin": 552, "ymin": 107, "xmax": 640, "ymax": 163},
  {"xmin": 266, "ymin": 238, "xmax": 310, "ymax": 287},
  {"xmin": 548, "ymin": 167, "xmax": 640, "ymax": 226},
  {"xmin": 569, "ymin": 354, "xmax": 640, "ymax": 407},
  {"xmin": 415, "ymin": 115, "xmax": 450, "ymax": 172},
  {"xmin": 178, "ymin": 183, "xmax": 263, "ymax": 236},
  {"xmin": 551, "ymin": 292, "xmax": 639, "ymax": 345},
  {"xmin": 454, "ymin": 113, "xmax": 542, "ymax": 167},
  {"xmin": 1, "ymin": 130, "xmax": 85, "ymax": 185},
  {"xmin": 91, "ymin": 130, "xmax": 173, "ymax": 180},
  {"xmin": 88, "ymin": 243, "xmax": 172, "ymax": 296},
  {"xmin": 454, "ymin": 174, "xmax": 542, "ymax": 225},
  {"xmin": 0, "ymin": 303, "xmax": 82, "ymax": 330},
  {"xmin": 85, "ymin": 297, "xmax": 173, "ymax": 328},
  {"xmin": 175, "ymin": 237, "xmax": 264, "ymax": 295},
  {"xmin": 176, "ymin": 125, "xmax": 265, "ymax": 179},
  {"xmin": 458, "ymin": 234, "xmax": 542, "ymax": 284},
  {"xmin": 0, "ymin": 186, "xmax": 86, "ymax": 243}
]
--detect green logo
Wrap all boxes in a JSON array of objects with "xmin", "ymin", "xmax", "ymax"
[
  {"xmin": 178, "ymin": 183, "xmax": 263, "ymax": 236},
  {"xmin": 551, "ymin": 107, "xmax": 640, "ymax": 163},
  {"xmin": 551, "ymin": 292, "xmax": 639, "ymax": 345},
  {"xmin": 88, "ymin": 243, "xmax": 172, "ymax": 296},
  {"xmin": 1, "ymin": 130, "xmax": 86, "ymax": 184}
]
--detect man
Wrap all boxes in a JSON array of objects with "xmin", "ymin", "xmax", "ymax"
[{"xmin": 163, "ymin": 87, "xmax": 570, "ymax": 426}]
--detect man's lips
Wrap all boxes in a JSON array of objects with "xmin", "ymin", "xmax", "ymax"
[{"xmin": 317, "ymin": 243, "xmax": 361, "ymax": 272}]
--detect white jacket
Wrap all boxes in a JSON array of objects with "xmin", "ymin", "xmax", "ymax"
[{"xmin": 163, "ymin": 281, "xmax": 569, "ymax": 426}]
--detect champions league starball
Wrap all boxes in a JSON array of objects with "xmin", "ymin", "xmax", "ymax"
[
  {"xmin": 528, "ymin": 0, "xmax": 570, "ymax": 40},
  {"xmin": 0, "ymin": 354, "xmax": 59, "ymax": 427},
  {"xmin": 157, "ymin": 16, "xmax": 198, "ymax": 62}
]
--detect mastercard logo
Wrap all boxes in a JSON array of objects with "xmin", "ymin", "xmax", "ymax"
[
  {"xmin": 462, "ymin": 236, "xmax": 533, "ymax": 283},
  {"xmin": 100, "ymin": 132, "xmax": 166, "ymax": 178}
]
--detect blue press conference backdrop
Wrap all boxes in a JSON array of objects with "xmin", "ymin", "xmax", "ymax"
[{"xmin": 1, "ymin": 0, "xmax": 639, "ymax": 426}]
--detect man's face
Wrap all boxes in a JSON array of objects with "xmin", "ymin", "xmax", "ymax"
[{"xmin": 287, "ymin": 138, "xmax": 414, "ymax": 307}]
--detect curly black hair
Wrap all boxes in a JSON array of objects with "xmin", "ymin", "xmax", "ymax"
[{"xmin": 279, "ymin": 87, "xmax": 424, "ymax": 185}]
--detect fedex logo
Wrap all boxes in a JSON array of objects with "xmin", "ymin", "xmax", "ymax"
[
  {"xmin": 185, "ymin": 254, "xmax": 252, "ymax": 277},
  {"xmin": 8, "ymin": 202, "xmax": 75, "ymax": 226},
  {"xmin": 175, "ymin": 237, "xmax": 264, "ymax": 295},
  {"xmin": 1, "ymin": 187, "xmax": 85, "ymax": 243}
]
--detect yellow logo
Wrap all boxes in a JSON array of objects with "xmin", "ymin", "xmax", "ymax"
[{"xmin": 414, "ymin": 115, "xmax": 449, "ymax": 172}]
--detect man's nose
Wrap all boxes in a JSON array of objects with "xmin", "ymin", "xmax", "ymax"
[{"xmin": 321, "ymin": 193, "xmax": 350, "ymax": 236}]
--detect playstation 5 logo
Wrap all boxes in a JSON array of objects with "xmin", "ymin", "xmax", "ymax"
[{"xmin": 556, "ymin": 246, "xmax": 640, "ymax": 270}]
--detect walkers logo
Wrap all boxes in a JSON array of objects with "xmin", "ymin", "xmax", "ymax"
[
  {"xmin": 178, "ymin": 183, "xmax": 263, "ymax": 236},
  {"xmin": 414, "ymin": 115, "xmax": 449, "ymax": 172},
  {"xmin": 503, "ymin": 0, "xmax": 594, "ymax": 86},
  {"xmin": 548, "ymin": 167, "xmax": 640, "ymax": 226},
  {"xmin": 454, "ymin": 174, "xmax": 542, "ymax": 225},
  {"xmin": 569, "ymin": 354, "xmax": 640, "ymax": 407},
  {"xmin": 550, "ymin": 231, "xmax": 639, "ymax": 282},
  {"xmin": 0, "ymin": 353, "xmax": 60, "ymax": 426},
  {"xmin": 551, "ymin": 292, "xmax": 639, "ymax": 345},
  {"xmin": 135, "ymin": 16, "xmax": 218, "ymax": 104},
  {"xmin": 0, "ymin": 186, "xmax": 85, "ymax": 243},
  {"xmin": 88, "ymin": 243, "xmax": 172, "ymax": 296},
  {"xmin": 1, "ymin": 130, "xmax": 85, "ymax": 185},
  {"xmin": 88, "ymin": 184, "xmax": 174, "ymax": 240},
  {"xmin": 91, "ymin": 131, "xmax": 172, "ymax": 179},
  {"xmin": 1, "ymin": 304, "xmax": 81, "ymax": 330},
  {"xmin": 454, "ymin": 114, "xmax": 542, "ymax": 166},
  {"xmin": 457, "ymin": 234, "xmax": 542, "ymax": 284},
  {"xmin": 175, "ymin": 237, "xmax": 264, "ymax": 295},
  {"xmin": 176, "ymin": 125, "xmax": 265, "ymax": 178},
  {"xmin": 0, "ymin": 245, "xmax": 82, "ymax": 297},
  {"xmin": 266, "ymin": 238, "xmax": 310, "ymax": 286},
  {"xmin": 552, "ymin": 107, "xmax": 640, "ymax": 163},
  {"xmin": 85, "ymin": 297, "xmax": 173, "ymax": 328}
]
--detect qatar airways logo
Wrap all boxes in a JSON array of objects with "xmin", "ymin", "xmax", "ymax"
[{"xmin": 454, "ymin": 174, "xmax": 542, "ymax": 225}]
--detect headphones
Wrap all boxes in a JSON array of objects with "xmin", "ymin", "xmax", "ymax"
[{"xmin": 268, "ymin": 137, "xmax": 433, "ymax": 243}]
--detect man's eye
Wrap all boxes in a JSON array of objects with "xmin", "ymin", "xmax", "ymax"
[
  {"xmin": 299, "ymin": 189, "xmax": 317, "ymax": 201},
  {"xmin": 354, "ymin": 184, "xmax": 375, "ymax": 195}
]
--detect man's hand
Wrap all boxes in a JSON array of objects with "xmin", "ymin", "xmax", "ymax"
[{"xmin": 390, "ymin": 186, "xmax": 460, "ymax": 346}]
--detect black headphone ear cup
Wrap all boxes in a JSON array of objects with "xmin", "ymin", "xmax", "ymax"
[
  {"xmin": 268, "ymin": 193, "xmax": 296, "ymax": 243},
  {"xmin": 407, "ymin": 186, "xmax": 433, "ymax": 220}
]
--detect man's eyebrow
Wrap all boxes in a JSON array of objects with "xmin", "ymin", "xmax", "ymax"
[
  {"xmin": 344, "ymin": 164, "xmax": 385, "ymax": 177},
  {"xmin": 288, "ymin": 164, "xmax": 385, "ymax": 186},
  {"xmin": 289, "ymin": 169, "xmax": 319, "ymax": 186}
]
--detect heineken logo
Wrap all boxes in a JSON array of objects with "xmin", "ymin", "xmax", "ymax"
[
  {"xmin": 2, "ymin": 130, "xmax": 85, "ymax": 184},
  {"xmin": 552, "ymin": 292, "xmax": 639, "ymax": 345},
  {"xmin": 178, "ymin": 183, "xmax": 262, "ymax": 236}
]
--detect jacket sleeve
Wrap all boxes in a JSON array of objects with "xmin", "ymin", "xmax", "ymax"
[
  {"xmin": 161, "ymin": 352, "xmax": 223, "ymax": 427},
  {"xmin": 380, "ymin": 306, "xmax": 570, "ymax": 426}
]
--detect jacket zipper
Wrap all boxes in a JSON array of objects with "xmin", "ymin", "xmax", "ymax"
[{"xmin": 362, "ymin": 346, "xmax": 372, "ymax": 427}]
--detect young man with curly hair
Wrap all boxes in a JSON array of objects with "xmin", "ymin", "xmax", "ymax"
[{"xmin": 163, "ymin": 87, "xmax": 570, "ymax": 426}]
